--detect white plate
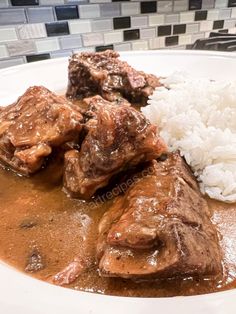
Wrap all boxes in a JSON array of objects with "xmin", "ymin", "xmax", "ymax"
[{"xmin": 0, "ymin": 50, "xmax": 236, "ymax": 314}]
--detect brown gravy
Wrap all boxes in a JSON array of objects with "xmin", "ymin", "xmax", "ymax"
[{"xmin": 0, "ymin": 159, "xmax": 236, "ymax": 297}]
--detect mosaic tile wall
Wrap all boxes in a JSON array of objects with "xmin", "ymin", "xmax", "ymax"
[{"xmin": 0, "ymin": 0, "xmax": 236, "ymax": 68}]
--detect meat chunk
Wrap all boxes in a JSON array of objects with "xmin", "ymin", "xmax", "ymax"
[
  {"xmin": 63, "ymin": 96, "xmax": 167, "ymax": 199},
  {"xmin": 52, "ymin": 257, "xmax": 86, "ymax": 286},
  {"xmin": 66, "ymin": 50, "xmax": 161, "ymax": 105},
  {"xmin": 97, "ymin": 153, "xmax": 222, "ymax": 280},
  {"xmin": 0, "ymin": 86, "xmax": 83, "ymax": 175}
]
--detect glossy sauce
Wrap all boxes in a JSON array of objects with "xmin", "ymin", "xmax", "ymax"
[
  {"xmin": 0, "ymin": 160, "xmax": 236, "ymax": 297},
  {"xmin": 0, "ymin": 96, "xmax": 236, "ymax": 297}
]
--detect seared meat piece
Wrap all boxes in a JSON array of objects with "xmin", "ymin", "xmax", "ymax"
[
  {"xmin": 0, "ymin": 86, "xmax": 83, "ymax": 175},
  {"xmin": 97, "ymin": 153, "xmax": 222, "ymax": 280},
  {"xmin": 64, "ymin": 96, "xmax": 167, "ymax": 199},
  {"xmin": 66, "ymin": 50, "xmax": 161, "ymax": 104}
]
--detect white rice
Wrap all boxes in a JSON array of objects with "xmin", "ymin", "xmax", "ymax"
[{"xmin": 142, "ymin": 72, "xmax": 236, "ymax": 203}]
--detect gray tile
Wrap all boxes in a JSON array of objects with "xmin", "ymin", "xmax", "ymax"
[
  {"xmin": 51, "ymin": 50, "xmax": 72, "ymax": 58},
  {"xmin": 224, "ymin": 19, "xmax": 236, "ymax": 29},
  {"xmin": 69, "ymin": 20, "xmax": 91, "ymax": 34},
  {"xmin": 0, "ymin": 57, "xmax": 25, "ymax": 69},
  {"xmin": 218, "ymin": 8, "xmax": 232, "ymax": 19},
  {"xmin": 0, "ymin": 45, "xmax": 8, "ymax": 58},
  {"xmin": 59, "ymin": 35, "xmax": 82, "ymax": 49},
  {"xmin": 132, "ymin": 40, "xmax": 148, "ymax": 50},
  {"xmin": 173, "ymin": 0, "xmax": 188, "ymax": 12},
  {"xmin": 149, "ymin": 37, "xmax": 165, "ymax": 49},
  {"xmin": 26, "ymin": 7, "xmax": 55, "ymax": 23},
  {"xmin": 91, "ymin": 19, "xmax": 112, "ymax": 32},
  {"xmin": 79, "ymin": 4, "xmax": 100, "ymax": 18},
  {"xmin": 215, "ymin": 0, "xmax": 228, "ymax": 8},
  {"xmin": 131, "ymin": 16, "xmax": 148, "ymax": 28},
  {"xmin": 165, "ymin": 13, "xmax": 179, "ymax": 24},
  {"xmin": 0, "ymin": 0, "xmax": 9, "ymax": 8},
  {"xmin": 17, "ymin": 24, "xmax": 47, "ymax": 40},
  {"xmin": 40, "ymin": 0, "xmax": 64, "ymax": 4},
  {"xmin": 191, "ymin": 33, "xmax": 205, "ymax": 43},
  {"xmin": 0, "ymin": 27, "xmax": 18, "ymax": 43},
  {"xmin": 7, "ymin": 40, "xmax": 36, "ymax": 57},
  {"xmin": 202, "ymin": 0, "xmax": 215, "ymax": 9},
  {"xmin": 82, "ymin": 32, "xmax": 103, "ymax": 46},
  {"xmin": 121, "ymin": 2, "xmax": 140, "ymax": 16},
  {"xmin": 104, "ymin": 31, "xmax": 122, "ymax": 44},
  {"xmin": 100, "ymin": 3, "xmax": 120, "ymax": 17},
  {"xmin": 66, "ymin": 0, "xmax": 88, "ymax": 2},
  {"xmin": 140, "ymin": 27, "xmax": 156, "ymax": 39},
  {"xmin": 157, "ymin": 1, "xmax": 173, "ymax": 13},
  {"xmin": 114, "ymin": 42, "xmax": 132, "ymax": 51},
  {"xmin": 0, "ymin": 9, "xmax": 26, "ymax": 25},
  {"xmin": 186, "ymin": 23, "xmax": 200, "ymax": 34},
  {"xmin": 73, "ymin": 47, "xmax": 95, "ymax": 53}
]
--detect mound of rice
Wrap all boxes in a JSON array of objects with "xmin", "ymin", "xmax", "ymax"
[{"xmin": 142, "ymin": 73, "xmax": 236, "ymax": 203}]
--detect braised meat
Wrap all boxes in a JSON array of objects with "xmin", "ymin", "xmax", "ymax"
[
  {"xmin": 0, "ymin": 86, "xmax": 83, "ymax": 175},
  {"xmin": 66, "ymin": 50, "xmax": 161, "ymax": 104},
  {"xmin": 52, "ymin": 257, "xmax": 86, "ymax": 286},
  {"xmin": 97, "ymin": 153, "xmax": 222, "ymax": 280},
  {"xmin": 64, "ymin": 96, "xmax": 167, "ymax": 199}
]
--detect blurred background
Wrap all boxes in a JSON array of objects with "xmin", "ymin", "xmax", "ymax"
[{"xmin": 0, "ymin": 0, "xmax": 236, "ymax": 69}]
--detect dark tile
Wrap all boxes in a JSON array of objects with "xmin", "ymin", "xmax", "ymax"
[
  {"xmin": 55, "ymin": 5, "xmax": 79, "ymax": 20},
  {"xmin": 11, "ymin": 0, "xmax": 39, "ymax": 5},
  {"xmin": 173, "ymin": 24, "xmax": 186, "ymax": 34},
  {"xmin": 26, "ymin": 53, "xmax": 50, "ymax": 63},
  {"xmin": 96, "ymin": 44, "xmax": 114, "ymax": 52},
  {"xmin": 228, "ymin": 0, "xmax": 236, "ymax": 6},
  {"xmin": 186, "ymin": 44, "xmax": 194, "ymax": 49},
  {"xmin": 141, "ymin": 1, "xmax": 157, "ymax": 13},
  {"xmin": 158, "ymin": 25, "xmax": 172, "ymax": 36},
  {"xmin": 218, "ymin": 29, "xmax": 229, "ymax": 33},
  {"xmin": 45, "ymin": 21, "xmax": 70, "ymax": 37},
  {"xmin": 113, "ymin": 16, "xmax": 131, "ymax": 29},
  {"xmin": 189, "ymin": 0, "xmax": 202, "ymax": 10},
  {"xmin": 195, "ymin": 10, "xmax": 207, "ymax": 21},
  {"xmin": 213, "ymin": 20, "xmax": 224, "ymax": 29},
  {"xmin": 124, "ymin": 29, "xmax": 140, "ymax": 41},
  {"xmin": 165, "ymin": 35, "xmax": 179, "ymax": 46}
]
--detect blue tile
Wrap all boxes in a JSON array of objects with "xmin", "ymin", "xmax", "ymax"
[
  {"xmin": 59, "ymin": 35, "xmax": 82, "ymax": 49},
  {"xmin": 27, "ymin": 7, "xmax": 55, "ymax": 23},
  {"xmin": 55, "ymin": 5, "xmax": 79, "ymax": 20},
  {"xmin": 100, "ymin": 3, "xmax": 120, "ymax": 17},
  {"xmin": 11, "ymin": 0, "xmax": 39, "ymax": 5}
]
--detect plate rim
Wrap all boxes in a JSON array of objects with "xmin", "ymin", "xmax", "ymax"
[
  {"xmin": 0, "ymin": 49, "xmax": 236, "ymax": 314},
  {"xmin": 0, "ymin": 49, "xmax": 236, "ymax": 76}
]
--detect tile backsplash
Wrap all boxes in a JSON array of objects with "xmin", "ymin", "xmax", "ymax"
[{"xmin": 0, "ymin": 0, "xmax": 236, "ymax": 68}]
